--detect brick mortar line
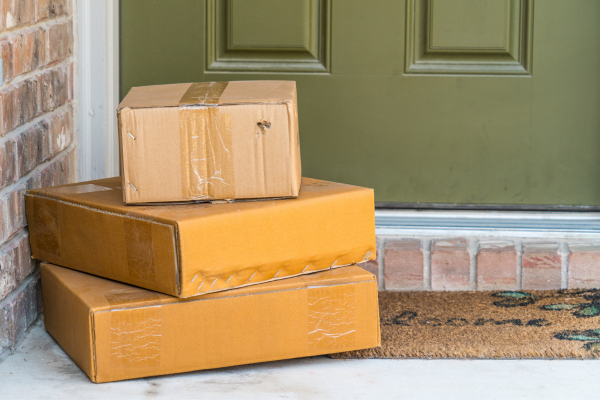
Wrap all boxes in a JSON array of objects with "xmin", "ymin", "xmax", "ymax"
[
  {"xmin": 423, "ymin": 238, "xmax": 432, "ymax": 290},
  {"xmin": 560, "ymin": 242, "xmax": 569, "ymax": 289},
  {"xmin": 0, "ymin": 265, "xmax": 39, "ymax": 309},
  {"xmin": 0, "ymin": 141, "xmax": 75, "ymax": 200},
  {"xmin": 0, "ymin": 226, "xmax": 28, "ymax": 254},
  {"xmin": 0, "ymin": 100, "xmax": 72, "ymax": 146},
  {"xmin": 0, "ymin": 55, "xmax": 74, "ymax": 91},
  {"xmin": 0, "ymin": 15, "xmax": 71, "ymax": 40},
  {"xmin": 469, "ymin": 238, "xmax": 478, "ymax": 290},
  {"xmin": 516, "ymin": 241, "xmax": 523, "ymax": 290}
]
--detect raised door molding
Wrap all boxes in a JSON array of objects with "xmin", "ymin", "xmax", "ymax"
[
  {"xmin": 405, "ymin": 0, "xmax": 534, "ymax": 75},
  {"xmin": 206, "ymin": 0, "xmax": 331, "ymax": 73}
]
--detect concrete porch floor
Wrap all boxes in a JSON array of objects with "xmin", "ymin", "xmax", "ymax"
[{"xmin": 1, "ymin": 318, "xmax": 599, "ymax": 399}]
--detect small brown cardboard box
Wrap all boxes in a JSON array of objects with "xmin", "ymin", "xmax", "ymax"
[
  {"xmin": 118, "ymin": 81, "xmax": 301, "ymax": 204},
  {"xmin": 41, "ymin": 263, "xmax": 381, "ymax": 383},
  {"xmin": 26, "ymin": 177, "xmax": 376, "ymax": 297}
]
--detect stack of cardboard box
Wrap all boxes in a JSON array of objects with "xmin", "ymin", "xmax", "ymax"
[{"xmin": 25, "ymin": 81, "xmax": 380, "ymax": 383}]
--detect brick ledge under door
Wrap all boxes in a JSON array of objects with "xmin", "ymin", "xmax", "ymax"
[{"xmin": 363, "ymin": 210, "xmax": 600, "ymax": 291}]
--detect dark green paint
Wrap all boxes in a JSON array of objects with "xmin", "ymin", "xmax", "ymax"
[{"xmin": 120, "ymin": 0, "xmax": 600, "ymax": 205}]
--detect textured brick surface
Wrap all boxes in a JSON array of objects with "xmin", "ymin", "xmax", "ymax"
[
  {"xmin": 67, "ymin": 60, "xmax": 73, "ymax": 100},
  {"xmin": 522, "ymin": 243, "xmax": 561, "ymax": 290},
  {"xmin": 0, "ymin": 232, "xmax": 35, "ymax": 299},
  {"xmin": 0, "ymin": 78, "xmax": 38, "ymax": 135},
  {"xmin": 0, "ymin": 272, "xmax": 42, "ymax": 354},
  {"xmin": 0, "ymin": 106, "xmax": 72, "ymax": 190},
  {"xmin": 0, "ymin": 23, "xmax": 72, "ymax": 85},
  {"xmin": 0, "ymin": 0, "xmax": 35, "ymax": 32},
  {"xmin": 35, "ymin": 0, "xmax": 68, "ymax": 23},
  {"xmin": 0, "ymin": 183, "xmax": 27, "ymax": 244},
  {"xmin": 568, "ymin": 243, "xmax": 600, "ymax": 289},
  {"xmin": 0, "ymin": 138, "xmax": 18, "ymax": 188},
  {"xmin": 8, "ymin": 27, "xmax": 46, "ymax": 81},
  {"xmin": 431, "ymin": 238, "xmax": 470, "ymax": 291},
  {"xmin": 0, "ymin": 65, "xmax": 69, "ymax": 136},
  {"xmin": 47, "ymin": 20, "xmax": 72, "ymax": 64},
  {"xmin": 384, "ymin": 238, "xmax": 423, "ymax": 291},
  {"xmin": 26, "ymin": 148, "xmax": 72, "ymax": 190},
  {"xmin": 0, "ymin": 0, "xmax": 67, "ymax": 33},
  {"xmin": 0, "ymin": 0, "xmax": 74, "ymax": 356},
  {"xmin": 477, "ymin": 241, "xmax": 517, "ymax": 290},
  {"xmin": 38, "ymin": 66, "xmax": 68, "ymax": 113}
]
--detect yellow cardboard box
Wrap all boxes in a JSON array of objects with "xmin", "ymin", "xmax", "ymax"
[
  {"xmin": 26, "ymin": 177, "xmax": 376, "ymax": 297},
  {"xmin": 41, "ymin": 263, "xmax": 381, "ymax": 383}
]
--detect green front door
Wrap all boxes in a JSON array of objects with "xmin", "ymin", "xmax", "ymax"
[{"xmin": 120, "ymin": 0, "xmax": 600, "ymax": 207}]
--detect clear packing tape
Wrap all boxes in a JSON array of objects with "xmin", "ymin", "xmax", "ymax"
[
  {"xmin": 179, "ymin": 82, "xmax": 235, "ymax": 200},
  {"xmin": 105, "ymin": 291, "xmax": 163, "ymax": 368},
  {"xmin": 28, "ymin": 189, "xmax": 171, "ymax": 289},
  {"xmin": 308, "ymin": 283, "xmax": 357, "ymax": 351},
  {"xmin": 29, "ymin": 184, "xmax": 115, "ymax": 259},
  {"xmin": 102, "ymin": 274, "xmax": 359, "ymax": 370}
]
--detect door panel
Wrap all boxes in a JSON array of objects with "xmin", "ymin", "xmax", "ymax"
[
  {"xmin": 406, "ymin": 0, "xmax": 533, "ymax": 75},
  {"xmin": 120, "ymin": 0, "xmax": 600, "ymax": 206},
  {"xmin": 206, "ymin": 0, "xmax": 330, "ymax": 72}
]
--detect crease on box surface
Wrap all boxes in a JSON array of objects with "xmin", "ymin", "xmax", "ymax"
[
  {"xmin": 179, "ymin": 82, "xmax": 235, "ymax": 200},
  {"xmin": 92, "ymin": 281, "xmax": 371, "ymax": 373},
  {"xmin": 28, "ymin": 193, "xmax": 180, "ymax": 295},
  {"xmin": 41, "ymin": 263, "xmax": 379, "ymax": 383},
  {"xmin": 118, "ymin": 81, "xmax": 300, "ymax": 204},
  {"xmin": 308, "ymin": 280, "xmax": 357, "ymax": 351},
  {"xmin": 27, "ymin": 177, "xmax": 375, "ymax": 298}
]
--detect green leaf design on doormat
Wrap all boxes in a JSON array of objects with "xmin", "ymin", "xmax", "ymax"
[
  {"xmin": 573, "ymin": 305, "xmax": 600, "ymax": 318},
  {"xmin": 542, "ymin": 304, "xmax": 580, "ymax": 310},
  {"xmin": 490, "ymin": 290, "xmax": 600, "ymax": 319},
  {"xmin": 555, "ymin": 329, "xmax": 600, "ymax": 353},
  {"xmin": 542, "ymin": 302, "xmax": 600, "ymax": 318},
  {"xmin": 490, "ymin": 290, "xmax": 600, "ymax": 353},
  {"xmin": 492, "ymin": 291, "xmax": 536, "ymax": 307}
]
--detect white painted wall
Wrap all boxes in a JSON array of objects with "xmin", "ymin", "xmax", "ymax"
[{"xmin": 77, "ymin": 0, "xmax": 120, "ymax": 181}]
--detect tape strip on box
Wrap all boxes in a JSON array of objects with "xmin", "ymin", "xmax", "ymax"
[
  {"xmin": 105, "ymin": 291, "xmax": 163, "ymax": 368},
  {"xmin": 179, "ymin": 82, "xmax": 235, "ymax": 200},
  {"xmin": 40, "ymin": 184, "xmax": 114, "ymax": 197},
  {"xmin": 30, "ymin": 185, "xmax": 115, "ymax": 257},
  {"xmin": 123, "ymin": 218, "xmax": 157, "ymax": 283},
  {"xmin": 32, "ymin": 196, "xmax": 61, "ymax": 257},
  {"xmin": 307, "ymin": 282, "xmax": 357, "ymax": 351}
]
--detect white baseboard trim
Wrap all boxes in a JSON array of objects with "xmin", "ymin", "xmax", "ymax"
[{"xmin": 375, "ymin": 210, "xmax": 600, "ymax": 239}]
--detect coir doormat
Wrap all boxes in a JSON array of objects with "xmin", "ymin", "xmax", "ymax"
[{"xmin": 330, "ymin": 289, "xmax": 600, "ymax": 359}]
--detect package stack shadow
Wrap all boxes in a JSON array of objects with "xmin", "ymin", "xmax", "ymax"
[{"xmin": 25, "ymin": 81, "xmax": 380, "ymax": 383}]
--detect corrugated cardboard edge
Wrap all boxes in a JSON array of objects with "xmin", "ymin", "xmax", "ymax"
[
  {"xmin": 26, "ymin": 183, "xmax": 375, "ymax": 299},
  {"xmin": 117, "ymin": 110, "xmax": 127, "ymax": 204},
  {"xmin": 117, "ymin": 82, "xmax": 299, "ymax": 205},
  {"xmin": 28, "ymin": 193, "xmax": 182, "ymax": 297},
  {"xmin": 178, "ymin": 258, "xmax": 376, "ymax": 299},
  {"xmin": 41, "ymin": 265, "xmax": 97, "ymax": 382},
  {"xmin": 124, "ymin": 194, "xmax": 299, "ymax": 207},
  {"xmin": 177, "ymin": 185, "xmax": 376, "ymax": 298},
  {"xmin": 90, "ymin": 275, "xmax": 378, "ymax": 382}
]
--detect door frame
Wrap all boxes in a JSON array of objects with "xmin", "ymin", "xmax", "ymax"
[
  {"xmin": 77, "ymin": 0, "xmax": 120, "ymax": 181},
  {"xmin": 78, "ymin": 0, "xmax": 600, "ymax": 238}
]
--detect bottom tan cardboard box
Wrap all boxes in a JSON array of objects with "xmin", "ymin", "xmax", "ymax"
[{"xmin": 42, "ymin": 263, "xmax": 381, "ymax": 383}]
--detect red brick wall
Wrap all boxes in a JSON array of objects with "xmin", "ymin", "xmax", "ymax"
[
  {"xmin": 372, "ymin": 236, "xmax": 600, "ymax": 292},
  {"xmin": 0, "ymin": 0, "xmax": 75, "ymax": 355}
]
